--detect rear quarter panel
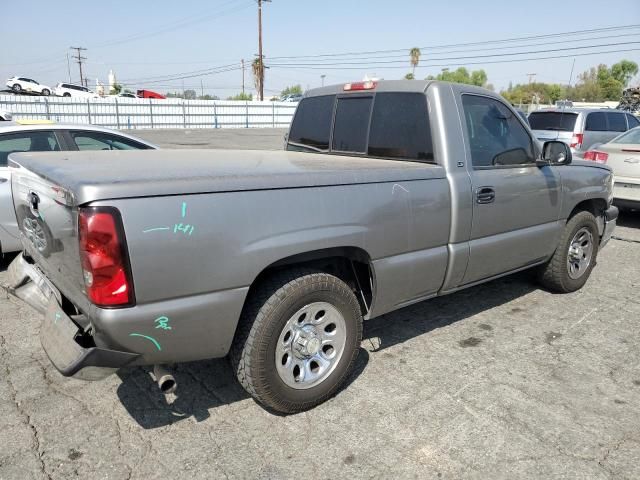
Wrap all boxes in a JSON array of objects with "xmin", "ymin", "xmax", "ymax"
[
  {"xmin": 558, "ymin": 162, "xmax": 613, "ymax": 219},
  {"xmin": 88, "ymin": 178, "xmax": 452, "ymax": 363}
]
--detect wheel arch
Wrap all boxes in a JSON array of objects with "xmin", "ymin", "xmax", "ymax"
[
  {"xmin": 568, "ymin": 198, "xmax": 608, "ymax": 235},
  {"xmin": 245, "ymin": 246, "xmax": 375, "ymax": 317}
]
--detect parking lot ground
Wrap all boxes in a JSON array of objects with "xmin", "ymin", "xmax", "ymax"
[
  {"xmin": 1, "ymin": 212, "xmax": 638, "ymax": 479},
  {"xmin": 125, "ymin": 128, "xmax": 288, "ymax": 150},
  {"xmin": 0, "ymin": 123, "xmax": 638, "ymax": 479}
]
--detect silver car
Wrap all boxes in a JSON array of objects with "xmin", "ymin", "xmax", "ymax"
[
  {"xmin": 0, "ymin": 121, "xmax": 156, "ymax": 255},
  {"xmin": 528, "ymin": 108, "xmax": 639, "ymax": 154}
]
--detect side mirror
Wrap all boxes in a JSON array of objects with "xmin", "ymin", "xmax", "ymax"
[{"xmin": 540, "ymin": 140, "xmax": 572, "ymax": 166}]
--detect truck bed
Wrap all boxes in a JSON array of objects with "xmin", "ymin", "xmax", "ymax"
[{"xmin": 9, "ymin": 149, "xmax": 444, "ymax": 205}]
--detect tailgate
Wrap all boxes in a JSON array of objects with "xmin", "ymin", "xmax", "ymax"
[{"xmin": 10, "ymin": 161, "xmax": 89, "ymax": 310}]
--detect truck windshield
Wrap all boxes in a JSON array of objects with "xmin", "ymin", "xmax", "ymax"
[
  {"xmin": 288, "ymin": 92, "xmax": 434, "ymax": 162},
  {"xmin": 528, "ymin": 112, "xmax": 578, "ymax": 131}
]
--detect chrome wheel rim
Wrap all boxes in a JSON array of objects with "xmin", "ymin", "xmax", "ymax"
[
  {"xmin": 275, "ymin": 302, "xmax": 347, "ymax": 390},
  {"xmin": 23, "ymin": 217, "xmax": 47, "ymax": 252},
  {"xmin": 567, "ymin": 227, "xmax": 593, "ymax": 280}
]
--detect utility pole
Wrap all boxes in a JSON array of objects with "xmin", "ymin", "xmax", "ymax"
[
  {"xmin": 200, "ymin": 79, "xmax": 204, "ymax": 98},
  {"xmin": 257, "ymin": 0, "xmax": 270, "ymax": 101},
  {"xmin": 70, "ymin": 47, "xmax": 87, "ymax": 87},
  {"xmin": 241, "ymin": 59, "xmax": 245, "ymax": 95},
  {"xmin": 66, "ymin": 53, "xmax": 72, "ymax": 83},
  {"xmin": 527, "ymin": 73, "xmax": 537, "ymax": 84},
  {"xmin": 321, "ymin": 74, "xmax": 326, "ymax": 87}
]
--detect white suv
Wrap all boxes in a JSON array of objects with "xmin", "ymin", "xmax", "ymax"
[
  {"xmin": 53, "ymin": 83, "xmax": 97, "ymax": 98},
  {"xmin": 5, "ymin": 77, "xmax": 51, "ymax": 96}
]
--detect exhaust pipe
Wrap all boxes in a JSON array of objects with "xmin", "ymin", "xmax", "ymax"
[{"xmin": 153, "ymin": 365, "xmax": 177, "ymax": 394}]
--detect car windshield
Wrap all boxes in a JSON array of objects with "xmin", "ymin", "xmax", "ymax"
[
  {"xmin": 610, "ymin": 127, "xmax": 640, "ymax": 144},
  {"xmin": 528, "ymin": 112, "xmax": 578, "ymax": 131}
]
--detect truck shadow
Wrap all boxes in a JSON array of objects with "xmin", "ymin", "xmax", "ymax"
[
  {"xmin": 617, "ymin": 210, "xmax": 640, "ymax": 229},
  {"xmin": 116, "ymin": 271, "xmax": 537, "ymax": 428}
]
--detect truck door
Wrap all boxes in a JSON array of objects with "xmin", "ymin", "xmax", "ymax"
[{"xmin": 459, "ymin": 93, "xmax": 562, "ymax": 285}]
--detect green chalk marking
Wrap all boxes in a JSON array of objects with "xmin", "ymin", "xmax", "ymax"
[
  {"xmin": 181, "ymin": 202, "xmax": 187, "ymax": 218},
  {"xmin": 129, "ymin": 333, "xmax": 162, "ymax": 351}
]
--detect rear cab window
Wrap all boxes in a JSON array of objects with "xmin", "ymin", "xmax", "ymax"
[
  {"xmin": 288, "ymin": 91, "xmax": 434, "ymax": 163},
  {"xmin": 528, "ymin": 111, "xmax": 578, "ymax": 132},
  {"xmin": 626, "ymin": 114, "xmax": 640, "ymax": 128}
]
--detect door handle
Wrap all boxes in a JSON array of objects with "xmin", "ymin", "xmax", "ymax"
[{"xmin": 476, "ymin": 186, "xmax": 495, "ymax": 204}]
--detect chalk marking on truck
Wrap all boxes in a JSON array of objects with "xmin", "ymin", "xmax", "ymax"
[
  {"xmin": 143, "ymin": 227, "xmax": 170, "ymax": 233},
  {"xmin": 129, "ymin": 333, "xmax": 162, "ymax": 351},
  {"xmin": 154, "ymin": 316, "xmax": 172, "ymax": 330}
]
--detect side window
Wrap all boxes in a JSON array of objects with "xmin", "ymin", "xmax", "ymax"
[
  {"xmin": 626, "ymin": 114, "xmax": 639, "ymax": 129},
  {"xmin": 367, "ymin": 92, "xmax": 434, "ymax": 162},
  {"xmin": 70, "ymin": 131, "xmax": 150, "ymax": 150},
  {"xmin": 462, "ymin": 95, "xmax": 534, "ymax": 167},
  {"xmin": 288, "ymin": 95, "xmax": 334, "ymax": 150},
  {"xmin": 332, "ymin": 96, "xmax": 373, "ymax": 153},
  {"xmin": 607, "ymin": 113, "xmax": 627, "ymax": 132},
  {"xmin": 0, "ymin": 131, "xmax": 60, "ymax": 166},
  {"xmin": 585, "ymin": 112, "xmax": 607, "ymax": 131}
]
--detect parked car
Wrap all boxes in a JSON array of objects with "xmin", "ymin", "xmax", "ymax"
[
  {"xmin": 5, "ymin": 77, "xmax": 51, "ymax": 96},
  {"xmin": 117, "ymin": 92, "xmax": 139, "ymax": 98},
  {"xmin": 582, "ymin": 126, "xmax": 640, "ymax": 210},
  {"xmin": 281, "ymin": 94, "xmax": 303, "ymax": 102},
  {"xmin": 53, "ymin": 83, "xmax": 97, "ymax": 98},
  {"xmin": 6, "ymin": 80, "xmax": 617, "ymax": 414},
  {"xmin": 528, "ymin": 108, "xmax": 639, "ymax": 154},
  {"xmin": 136, "ymin": 89, "xmax": 166, "ymax": 99},
  {"xmin": 0, "ymin": 121, "xmax": 156, "ymax": 255}
]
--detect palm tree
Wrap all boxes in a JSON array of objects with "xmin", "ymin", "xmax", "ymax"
[
  {"xmin": 252, "ymin": 58, "xmax": 263, "ymax": 100},
  {"xmin": 410, "ymin": 48, "xmax": 421, "ymax": 77}
]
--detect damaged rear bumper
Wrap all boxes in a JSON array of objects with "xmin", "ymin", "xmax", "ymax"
[{"xmin": 5, "ymin": 253, "xmax": 139, "ymax": 380}]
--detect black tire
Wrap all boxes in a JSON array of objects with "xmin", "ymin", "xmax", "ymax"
[
  {"xmin": 63, "ymin": 92, "xmax": 71, "ymax": 97},
  {"xmin": 230, "ymin": 269, "xmax": 363, "ymax": 413},
  {"xmin": 537, "ymin": 211, "xmax": 600, "ymax": 293},
  {"xmin": 41, "ymin": 89, "xmax": 50, "ymax": 96},
  {"xmin": 12, "ymin": 84, "xmax": 21, "ymax": 93}
]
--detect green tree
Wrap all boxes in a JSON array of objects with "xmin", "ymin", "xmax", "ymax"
[
  {"xmin": 426, "ymin": 67, "xmax": 489, "ymax": 87},
  {"xmin": 280, "ymin": 84, "xmax": 303, "ymax": 97},
  {"xmin": 404, "ymin": 73, "xmax": 415, "ymax": 80},
  {"xmin": 199, "ymin": 94, "xmax": 219, "ymax": 100},
  {"xmin": 110, "ymin": 83, "xmax": 122, "ymax": 95},
  {"xmin": 410, "ymin": 47, "xmax": 421, "ymax": 76},
  {"xmin": 227, "ymin": 92, "xmax": 253, "ymax": 101},
  {"xmin": 184, "ymin": 89, "xmax": 197, "ymax": 100},
  {"xmin": 610, "ymin": 60, "xmax": 638, "ymax": 86}
]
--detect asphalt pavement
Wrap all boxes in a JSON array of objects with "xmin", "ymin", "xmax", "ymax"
[{"xmin": 0, "ymin": 129, "xmax": 639, "ymax": 479}]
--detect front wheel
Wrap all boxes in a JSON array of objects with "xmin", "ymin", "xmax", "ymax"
[
  {"xmin": 537, "ymin": 211, "xmax": 600, "ymax": 293},
  {"xmin": 12, "ymin": 84, "xmax": 21, "ymax": 93},
  {"xmin": 230, "ymin": 270, "xmax": 363, "ymax": 413},
  {"xmin": 41, "ymin": 89, "xmax": 50, "ymax": 96}
]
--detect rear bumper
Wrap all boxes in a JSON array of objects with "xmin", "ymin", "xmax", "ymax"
[
  {"xmin": 5, "ymin": 253, "xmax": 139, "ymax": 380},
  {"xmin": 600, "ymin": 206, "xmax": 618, "ymax": 248}
]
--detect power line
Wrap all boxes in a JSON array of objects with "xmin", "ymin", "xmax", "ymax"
[
  {"xmin": 267, "ymin": 32, "xmax": 640, "ymax": 63},
  {"xmin": 268, "ymin": 47, "xmax": 640, "ymax": 71},
  {"xmin": 266, "ymin": 24, "xmax": 640, "ymax": 60},
  {"xmin": 267, "ymin": 41, "xmax": 640, "ymax": 67}
]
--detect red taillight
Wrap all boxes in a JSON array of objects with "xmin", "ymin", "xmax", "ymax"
[
  {"xmin": 343, "ymin": 81, "xmax": 377, "ymax": 91},
  {"xmin": 79, "ymin": 208, "xmax": 133, "ymax": 307},
  {"xmin": 583, "ymin": 150, "xmax": 609, "ymax": 164},
  {"xmin": 570, "ymin": 133, "xmax": 583, "ymax": 148}
]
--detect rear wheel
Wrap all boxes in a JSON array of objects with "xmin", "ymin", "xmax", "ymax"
[
  {"xmin": 12, "ymin": 84, "xmax": 21, "ymax": 93},
  {"xmin": 537, "ymin": 211, "xmax": 600, "ymax": 293},
  {"xmin": 230, "ymin": 270, "xmax": 363, "ymax": 413},
  {"xmin": 63, "ymin": 92, "xmax": 71, "ymax": 97},
  {"xmin": 41, "ymin": 88, "xmax": 50, "ymax": 96}
]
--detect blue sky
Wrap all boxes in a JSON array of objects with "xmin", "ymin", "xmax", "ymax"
[{"xmin": 3, "ymin": 0, "xmax": 640, "ymax": 97}]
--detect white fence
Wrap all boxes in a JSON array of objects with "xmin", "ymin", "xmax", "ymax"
[{"xmin": 0, "ymin": 95, "xmax": 298, "ymax": 129}]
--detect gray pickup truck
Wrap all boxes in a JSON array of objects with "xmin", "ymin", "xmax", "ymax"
[{"xmin": 7, "ymin": 80, "xmax": 617, "ymax": 413}]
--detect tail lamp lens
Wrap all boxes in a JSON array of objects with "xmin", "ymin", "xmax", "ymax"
[
  {"xmin": 78, "ymin": 208, "xmax": 133, "ymax": 307},
  {"xmin": 570, "ymin": 133, "xmax": 583, "ymax": 148},
  {"xmin": 583, "ymin": 150, "xmax": 609, "ymax": 164}
]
